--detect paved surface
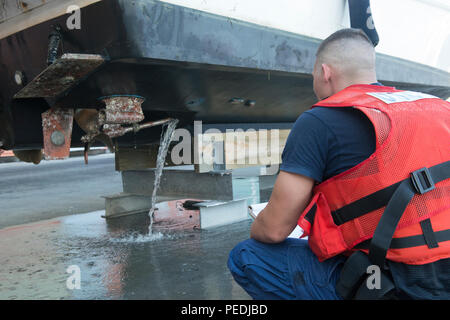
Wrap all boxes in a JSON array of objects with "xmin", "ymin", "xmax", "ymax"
[
  {"xmin": 0, "ymin": 153, "xmax": 122, "ymax": 228},
  {"xmin": 0, "ymin": 211, "xmax": 251, "ymax": 300},
  {"xmin": 0, "ymin": 154, "xmax": 251, "ymax": 300}
]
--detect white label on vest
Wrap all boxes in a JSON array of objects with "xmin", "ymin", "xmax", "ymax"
[{"xmin": 366, "ymin": 91, "xmax": 437, "ymax": 104}]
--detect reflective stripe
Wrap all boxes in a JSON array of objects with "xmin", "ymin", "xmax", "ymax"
[{"xmin": 366, "ymin": 91, "xmax": 438, "ymax": 104}]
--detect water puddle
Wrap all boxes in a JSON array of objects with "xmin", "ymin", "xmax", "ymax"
[
  {"xmin": 109, "ymin": 232, "xmax": 167, "ymax": 243},
  {"xmin": 0, "ymin": 208, "xmax": 252, "ymax": 300}
]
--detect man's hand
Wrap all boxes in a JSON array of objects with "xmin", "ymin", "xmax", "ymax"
[{"xmin": 250, "ymin": 170, "xmax": 314, "ymax": 243}]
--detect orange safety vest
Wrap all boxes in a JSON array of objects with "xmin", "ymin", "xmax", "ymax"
[{"xmin": 297, "ymin": 84, "xmax": 450, "ymax": 267}]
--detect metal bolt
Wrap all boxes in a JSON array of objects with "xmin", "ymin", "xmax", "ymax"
[
  {"xmin": 50, "ymin": 130, "xmax": 65, "ymax": 146},
  {"xmin": 47, "ymin": 25, "xmax": 62, "ymax": 65}
]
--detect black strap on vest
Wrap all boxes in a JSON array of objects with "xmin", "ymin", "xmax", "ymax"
[
  {"xmin": 335, "ymin": 160, "xmax": 450, "ymax": 300},
  {"xmin": 355, "ymin": 228, "xmax": 450, "ymax": 250},
  {"xmin": 331, "ymin": 161, "xmax": 450, "ymax": 227},
  {"xmin": 336, "ymin": 251, "xmax": 396, "ymax": 300},
  {"xmin": 420, "ymin": 219, "xmax": 439, "ymax": 249},
  {"xmin": 368, "ymin": 161, "xmax": 450, "ymax": 268},
  {"xmin": 331, "ymin": 182, "xmax": 401, "ymax": 226},
  {"xmin": 304, "ymin": 204, "xmax": 317, "ymax": 224},
  {"xmin": 336, "ymin": 251, "xmax": 372, "ymax": 299},
  {"xmin": 368, "ymin": 178, "xmax": 416, "ymax": 267}
]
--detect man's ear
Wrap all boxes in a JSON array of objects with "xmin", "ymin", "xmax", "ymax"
[{"xmin": 321, "ymin": 63, "xmax": 332, "ymax": 82}]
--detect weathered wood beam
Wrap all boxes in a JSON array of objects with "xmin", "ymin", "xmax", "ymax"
[
  {"xmin": 194, "ymin": 129, "xmax": 290, "ymax": 173},
  {"xmin": 115, "ymin": 128, "xmax": 290, "ymax": 172}
]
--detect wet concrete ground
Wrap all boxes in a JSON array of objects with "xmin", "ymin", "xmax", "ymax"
[
  {"xmin": 0, "ymin": 153, "xmax": 122, "ymax": 228},
  {"xmin": 0, "ymin": 209, "xmax": 252, "ymax": 300},
  {"xmin": 0, "ymin": 154, "xmax": 253, "ymax": 300}
]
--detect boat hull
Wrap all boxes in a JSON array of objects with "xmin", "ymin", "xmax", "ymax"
[{"xmin": 1, "ymin": 0, "xmax": 449, "ymax": 149}]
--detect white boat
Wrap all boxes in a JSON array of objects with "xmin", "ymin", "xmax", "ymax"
[{"xmin": 0, "ymin": 0, "xmax": 449, "ymax": 151}]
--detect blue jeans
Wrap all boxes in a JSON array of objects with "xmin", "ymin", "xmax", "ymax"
[{"xmin": 228, "ymin": 238, "xmax": 346, "ymax": 300}]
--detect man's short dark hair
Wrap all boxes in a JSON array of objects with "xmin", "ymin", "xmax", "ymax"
[{"xmin": 316, "ymin": 28, "xmax": 374, "ymax": 58}]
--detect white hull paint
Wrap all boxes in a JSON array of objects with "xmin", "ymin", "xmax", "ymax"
[
  {"xmin": 161, "ymin": 0, "xmax": 450, "ymax": 72},
  {"xmin": 1, "ymin": 0, "xmax": 449, "ymax": 72}
]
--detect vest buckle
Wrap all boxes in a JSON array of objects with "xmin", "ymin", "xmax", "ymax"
[{"xmin": 411, "ymin": 167, "xmax": 435, "ymax": 195}]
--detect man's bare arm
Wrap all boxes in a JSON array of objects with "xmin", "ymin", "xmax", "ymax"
[{"xmin": 250, "ymin": 170, "xmax": 314, "ymax": 243}]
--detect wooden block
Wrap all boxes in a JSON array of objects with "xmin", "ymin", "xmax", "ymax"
[
  {"xmin": 194, "ymin": 129, "xmax": 290, "ymax": 173},
  {"xmin": 116, "ymin": 128, "xmax": 290, "ymax": 172},
  {"xmin": 115, "ymin": 144, "xmax": 177, "ymax": 171}
]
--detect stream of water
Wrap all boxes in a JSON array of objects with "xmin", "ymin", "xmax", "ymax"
[{"xmin": 148, "ymin": 119, "xmax": 179, "ymax": 233}]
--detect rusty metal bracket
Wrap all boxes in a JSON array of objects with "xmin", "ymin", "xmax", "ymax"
[
  {"xmin": 80, "ymin": 95, "xmax": 175, "ymax": 142},
  {"xmin": 77, "ymin": 95, "xmax": 176, "ymax": 164},
  {"xmin": 42, "ymin": 108, "xmax": 74, "ymax": 160},
  {"xmin": 79, "ymin": 95, "xmax": 147, "ymax": 143},
  {"xmin": 101, "ymin": 118, "xmax": 175, "ymax": 138},
  {"xmin": 14, "ymin": 53, "xmax": 104, "ymax": 99}
]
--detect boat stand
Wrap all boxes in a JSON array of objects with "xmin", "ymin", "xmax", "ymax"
[{"xmin": 103, "ymin": 166, "xmax": 278, "ymax": 229}]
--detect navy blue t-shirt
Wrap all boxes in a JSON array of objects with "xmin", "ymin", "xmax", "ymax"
[
  {"xmin": 281, "ymin": 106, "xmax": 375, "ymax": 183},
  {"xmin": 280, "ymin": 85, "xmax": 450, "ymax": 299}
]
